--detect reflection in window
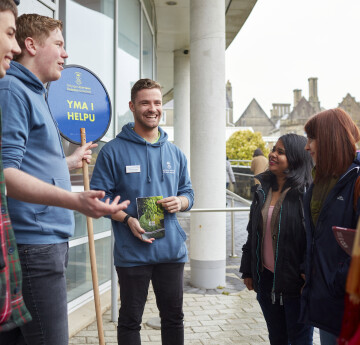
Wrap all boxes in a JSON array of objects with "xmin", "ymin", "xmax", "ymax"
[
  {"xmin": 66, "ymin": 0, "xmax": 115, "ymax": 140},
  {"xmin": 70, "ymin": 0, "xmax": 114, "ymax": 18},
  {"xmin": 61, "ymin": 139, "xmax": 112, "ymax": 239},
  {"xmin": 117, "ymin": 0, "xmax": 141, "ymax": 133},
  {"xmin": 142, "ymin": 11, "xmax": 153, "ymax": 79},
  {"xmin": 62, "ymin": 140, "xmax": 106, "ymax": 186},
  {"xmin": 67, "ymin": 237, "xmax": 111, "ymax": 302},
  {"xmin": 72, "ymin": 211, "xmax": 111, "ymax": 239}
]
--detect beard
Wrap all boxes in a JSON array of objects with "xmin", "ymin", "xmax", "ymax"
[{"xmin": 133, "ymin": 110, "xmax": 161, "ymax": 130}]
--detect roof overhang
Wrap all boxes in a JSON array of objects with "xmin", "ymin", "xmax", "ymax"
[{"xmin": 154, "ymin": 0, "xmax": 258, "ymax": 100}]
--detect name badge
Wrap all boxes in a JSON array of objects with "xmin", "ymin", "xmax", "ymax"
[{"xmin": 126, "ymin": 165, "xmax": 141, "ymax": 173}]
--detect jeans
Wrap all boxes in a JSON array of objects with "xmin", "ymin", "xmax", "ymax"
[
  {"xmin": 0, "ymin": 243, "xmax": 69, "ymax": 345},
  {"xmin": 257, "ymin": 268, "xmax": 313, "ymax": 345},
  {"xmin": 116, "ymin": 263, "xmax": 185, "ymax": 345},
  {"xmin": 319, "ymin": 329, "xmax": 337, "ymax": 345}
]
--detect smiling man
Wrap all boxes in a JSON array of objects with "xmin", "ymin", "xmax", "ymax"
[
  {"xmin": 0, "ymin": 3, "xmax": 19, "ymax": 78},
  {"xmin": 0, "ymin": 13, "xmax": 129, "ymax": 345},
  {"xmin": 91, "ymin": 79, "xmax": 194, "ymax": 345}
]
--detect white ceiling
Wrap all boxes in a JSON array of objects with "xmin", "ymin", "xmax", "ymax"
[{"xmin": 153, "ymin": 0, "xmax": 258, "ymax": 99}]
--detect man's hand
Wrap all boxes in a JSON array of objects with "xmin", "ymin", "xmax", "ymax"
[
  {"xmin": 4, "ymin": 168, "xmax": 129, "ymax": 218},
  {"xmin": 158, "ymin": 196, "xmax": 187, "ymax": 213},
  {"xmin": 66, "ymin": 142, "xmax": 98, "ymax": 171},
  {"xmin": 244, "ymin": 277, "xmax": 254, "ymax": 291},
  {"xmin": 75, "ymin": 191, "xmax": 130, "ymax": 218},
  {"xmin": 127, "ymin": 217, "xmax": 155, "ymax": 244}
]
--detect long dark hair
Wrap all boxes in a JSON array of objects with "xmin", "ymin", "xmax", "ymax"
[
  {"xmin": 261, "ymin": 134, "xmax": 313, "ymax": 192},
  {"xmin": 304, "ymin": 108, "xmax": 360, "ymax": 183}
]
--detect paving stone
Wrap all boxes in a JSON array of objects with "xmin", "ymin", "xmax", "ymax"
[
  {"xmin": 191, "ymin": 325, "xmax": 222, "ymax": 333},
  {"xmin": 209, "ymin": 330, "xmax": 242, "ymax": 339},
  {"xmin": 184, "ymin": 332, "xmax": 211, "ymax": 340},
  {"xmin": 199, "ymin": 319, "xmax": 229, "ymax": 327},
  {"xmin": 220, "ymin": 323, "xmax": 251, "ymax": 331}
]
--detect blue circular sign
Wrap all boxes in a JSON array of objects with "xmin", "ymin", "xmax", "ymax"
[{"xmin": 47, "ymin": 65, "xmax": 111, "ymax": 144}]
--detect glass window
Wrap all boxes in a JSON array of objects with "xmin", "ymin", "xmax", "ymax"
[
  {"xmin": 72, "ymin": 211, "xmax": 111, "ymax": 239},
  {"xmin": 62, "ymin": 140, "xmax": 106, "ymax": 187},
  {"xmin": 71, "ymin": 0, "xmax": 114, "ymax": 18},
  {"xmin": 142, "ymin": 0, "xmax": 153, "ymax": 24},
  {"xmin": 65, "ymin": 0, "xmax": 115, "ymax": 140},
  {"xmin": 67, "ymin": 237, "xmax": 112, "ymax": 302},
  {"xmin": 61, "ymin": 140, "xmax": 112, "ymax": 239},
  {"xmin": 18, "ymin": 0, "xmax": 55, "ymax": 17},
  {"xmin": 142, "ymin": 11, "xmax": 153, "ymax": 79},
  {"xmin": 117, "ymin": 0, "xmax": 141, "ymax": 133}
]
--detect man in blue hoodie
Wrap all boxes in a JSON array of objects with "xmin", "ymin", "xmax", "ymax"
[
  {"xmin": 0, "ymin": 13, "xmax": 129, "ymax": 345},
  {"xmin": 91, "ymin": 78, "xmax": 194, "ymax": 345}
]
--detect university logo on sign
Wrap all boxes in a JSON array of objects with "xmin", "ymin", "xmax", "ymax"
[{"xmin": 47, "ymin": 65, "xmax": 112, "ymax": 144}]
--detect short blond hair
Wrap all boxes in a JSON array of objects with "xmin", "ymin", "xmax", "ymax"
[{"xmin": 14, "ymin": 14, "xmax": 63, "ymax": 61}]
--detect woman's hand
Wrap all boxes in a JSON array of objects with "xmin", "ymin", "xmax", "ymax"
[{"xmin": 244, "ymin": 277, "xmax": 254, "ymax": 291}]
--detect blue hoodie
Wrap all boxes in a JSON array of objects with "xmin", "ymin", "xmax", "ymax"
[
  {"xmin": 0, "ymin": 61, "xmax": 74, "ymax": 244},
  {"xmin": 90, "ymin": 123, "xmax": 194, "ymax": 267}
]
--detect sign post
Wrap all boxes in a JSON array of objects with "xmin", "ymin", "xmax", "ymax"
[
  {"xmin": 47, "ymin": 65, "xmax": 112, "ymax": 345},
  {"xmin": 80, "ymin": 128, "xmax": 105, "ymax": 345}
]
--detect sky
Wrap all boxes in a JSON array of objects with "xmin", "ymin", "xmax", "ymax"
[{"xmin": 225, "ymin": 0, "xmax": 360, "ymax": 123}]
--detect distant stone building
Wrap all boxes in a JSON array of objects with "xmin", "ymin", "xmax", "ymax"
[
  {"xmin": 166, "ymin": 78, "xmax": 360, "ymax": 143},
  {"xmin": 338, "ymin": 93, "xmax": 360, "ymax": 128},
  {"xmin": 270, "ymin": 103, "xmax": 291, "ymax": 126},
  {"xmin": 236, "ymin": 77, "xmax": 323, "ymax": 137},
  {"xmin": 235, "ymin": 98, "xmax": 275, "ymax": 135},
  {"xmin": 279, "ymin": 94, "xmax": 317, "ymax": 135},
  {"xmin": 308, "ymin": 77, "xmax": 321, "ymax": 113},
  {"xmin": 277, "ymin": 78, "xmax": 320, "ymax": 135}
]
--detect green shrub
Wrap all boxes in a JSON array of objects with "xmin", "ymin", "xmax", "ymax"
[{"xmin": 226, "ymin": 130, "xmax": 269, "ymax": 165}]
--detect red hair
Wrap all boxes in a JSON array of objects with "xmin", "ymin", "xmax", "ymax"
[{"xmin": 304, "ymin": 108, "xmax": 360, "ymax": 183}]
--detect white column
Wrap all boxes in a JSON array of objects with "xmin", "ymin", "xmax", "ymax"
[
  {"xmin": 190, "ymin": 0, "xmax": 226, "ymax": 288},
  {"xmin": 173, "ymin": 49, "xmax": 190, "ymax": 162}
]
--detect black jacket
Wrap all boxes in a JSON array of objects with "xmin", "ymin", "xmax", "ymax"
[
  {"xmin": 300, "ymin": 155, "xmax": 360, "ymax": 336},
  {"xmin": 240, "ymin": 174, "xmax": 307, "ymax": 298}
]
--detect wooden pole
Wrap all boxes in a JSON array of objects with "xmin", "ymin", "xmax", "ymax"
[{"xmin": 80, "ymin": 128, "xmax": 105, "ymax": 345}]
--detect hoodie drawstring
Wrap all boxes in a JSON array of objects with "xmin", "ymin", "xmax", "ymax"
[
  {"xmin": 160, "ymin": 144, "xmax": 164, "ymax": 181},
  {"xmin": 142, "ymin": 131, "xmax": 164, "ymax": 183},
  {"xmin": 145, "ymin": 142, "xmax": 151, "ymax": 183}
]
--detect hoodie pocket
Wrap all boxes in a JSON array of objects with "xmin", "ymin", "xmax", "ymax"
[
  {"xmin": 155, "ymin": 218, "xmax": 187, "ymax": 262},
  {"xmin": 34, "ymin": 178, "xmax": 74, "ymax": 237}
]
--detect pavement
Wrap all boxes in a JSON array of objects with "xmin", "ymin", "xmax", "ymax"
[{"xmin": 69, "ymin": 197, "xmax": 321, "ymax": 345}]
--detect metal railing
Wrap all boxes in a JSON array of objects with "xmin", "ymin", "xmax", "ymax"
[
  {"xmin": 190, "ymin": 191, "xmax": 250, "ymax": 258},
  {"xmin": 229, "ymin": 159, "xmax": 251, "ymax": 167}
]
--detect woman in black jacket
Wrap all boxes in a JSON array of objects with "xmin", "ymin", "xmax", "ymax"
[
  {"xmin": 301, "ymin": 109, "xmax": 360, "ymax": 345},
  {"xmin": 240, "ymin": 133, "xmax": 313, "ymax": 345}
]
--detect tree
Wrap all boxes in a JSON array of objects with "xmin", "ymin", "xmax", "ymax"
[{"xmin": 226, "ymin": 130, "xmax": 269, "ymax": 165}]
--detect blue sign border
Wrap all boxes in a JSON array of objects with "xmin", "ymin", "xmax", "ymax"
[{"xmin": 47, "ymin": 64, "xmax": 112, "ymax": 145}]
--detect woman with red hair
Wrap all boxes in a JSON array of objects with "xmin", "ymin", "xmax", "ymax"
[{"xmin": 301, "ymin": 108, "xmax": 360, "ymax": 345}]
